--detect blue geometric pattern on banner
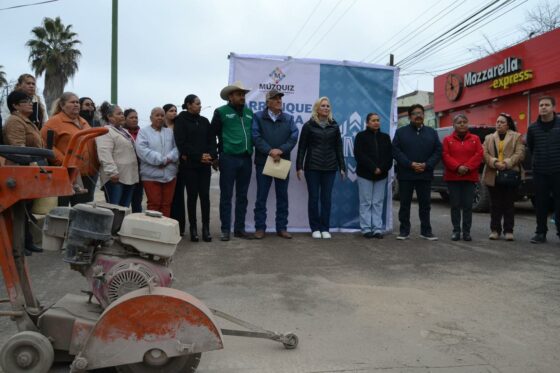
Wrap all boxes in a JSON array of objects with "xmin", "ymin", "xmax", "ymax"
[{"xmin": 319, "ymin": 64, "xmax": 395, "ymax": 229}]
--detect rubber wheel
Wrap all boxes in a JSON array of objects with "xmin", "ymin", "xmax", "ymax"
[
  {"xmin": 472, "ymin": 182, "xmax": 490, "ymax": 212},
  {"xmin": 282, "ymin": 333, "xmax": 299, "ymax": 350},
  {"xmin": 115, "ymin": 353, "xmax": 201, "ymax": 373},
  {"xmin": 0, "ymin": 331, "xmax": 54, "ymax": 373}
]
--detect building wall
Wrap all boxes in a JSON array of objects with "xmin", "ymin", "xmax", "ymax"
[
  {"xmin": 397, "ymin": 90, "xmax": 434, "ymax": 107},
  {"xmin": 434, "ymin": 28, "xmax": 560, "ymax": 134},
  {"xmin": 438, "ymin": 85, "xmax": 560, "ymax": 133},
  {"xmin": 398, "ymin": 106, "xmax": 437, "ymax": 128}
]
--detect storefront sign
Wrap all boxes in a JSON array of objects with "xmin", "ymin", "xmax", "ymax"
[
  {"xmin": 490, "ymin": 69, "xmax": 533, "ymax": 89},
  {"xmin": 464, "ymin": 57, "xmax": 521, "ymax": 87}
]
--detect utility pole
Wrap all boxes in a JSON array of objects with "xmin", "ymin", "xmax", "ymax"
[
  {"xmin": 389, "ymin": 54, "xmax": 394, "ymax": 67},
  {"xmin": 111, "ymin": 0, "xmax": 118, "ymax": 104}
]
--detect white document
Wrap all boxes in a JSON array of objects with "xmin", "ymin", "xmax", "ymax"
[{"xmin": 262, "ymin": 156, "xmax": 291, "ymax": 180}]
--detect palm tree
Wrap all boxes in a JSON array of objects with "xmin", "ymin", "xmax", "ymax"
[
  {"xmin": 0, "ymin": 65, "xmax": 7, "ymax": 88},
  {"xmin": 26, "ymin": 17, "xmax": 81, "ymax": 111}
]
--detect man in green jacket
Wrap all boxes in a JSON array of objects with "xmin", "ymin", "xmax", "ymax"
[{"xmin": 211, "ymin": 81, "xmax": 254, "ymax": 241}]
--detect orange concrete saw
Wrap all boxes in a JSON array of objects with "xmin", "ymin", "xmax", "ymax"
[{"xmin": 0, "ymin": 128, "xmax": 298, "ymax": 373}]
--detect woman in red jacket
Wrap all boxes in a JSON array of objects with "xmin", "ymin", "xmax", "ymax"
[{"xmin": 442, "ymin": 114, "xmax": 483, "ymax": 241}]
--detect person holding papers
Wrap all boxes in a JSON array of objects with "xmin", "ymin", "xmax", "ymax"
[{"xmin": 252, "ymin": 89, "xmax": 299, "ymax": 239}]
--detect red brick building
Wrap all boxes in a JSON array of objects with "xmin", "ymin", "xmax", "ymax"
[{"xmin": 434, "ymin": 28, "xmax": 560, "ymax": 134}]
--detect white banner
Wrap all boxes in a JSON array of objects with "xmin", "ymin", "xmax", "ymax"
[{"xmin": 229, "ymin": 54, "xmax": 399, "ymax": 232}]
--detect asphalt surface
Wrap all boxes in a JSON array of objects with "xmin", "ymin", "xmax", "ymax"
[{"xmin": 1, "ymin": 180, "xmax": 560, "ymax": 373}]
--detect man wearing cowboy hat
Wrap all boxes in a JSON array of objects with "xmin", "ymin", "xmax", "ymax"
[
  {"xmin": 211, "ymin": 81, "xmax": 254, "ymax": 241},
  {"xmin": 252, "ymin": 89, "xmax": 299, "ymax": 240}
]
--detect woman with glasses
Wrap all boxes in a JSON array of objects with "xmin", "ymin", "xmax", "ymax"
[
  {"xmin": 442, "ymin": 114, "xmax": 483, "ymax": 241},
  {"xmin": 3, "ymin": 91, "xmax": 44, "ymax": 255},
  {"xmin": 41, "ymin": 92, "xmax": 99, "ymax": 206},
  {"xmin": 14, "ymin": 73, "xmax": 47, "ymax": 130},
  {"xmin": 79, "ymin": 97, "xmax": 101, "ymax": 127},
  {"xmin": 296, "ymin": 96, "xmax": 346, "ymax": 239},
  {"xmin": 482, "ymin": 113, "xmax": 525, "ymax": 241},
  {"xmin": 96, "ymin": 102, "xmax": 139, "ymax": 207}
]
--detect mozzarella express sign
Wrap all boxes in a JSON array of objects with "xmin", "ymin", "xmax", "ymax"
[{"xmin": 464, "ymin": 57, "xmax": 533, "ymax": 90}]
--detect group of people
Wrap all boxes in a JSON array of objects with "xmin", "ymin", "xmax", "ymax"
[
  {"xmin": 1, "ymin": 73, "xmax": 559, "ymax": 253},
  {"xmin": 393, "ymin": 96, "xmax": 560, "ymax": 244}
]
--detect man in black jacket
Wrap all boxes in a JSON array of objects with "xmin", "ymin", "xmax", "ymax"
[
  {"xmin": 252, "ymin": 90, "xmax": 299, "ymax": 239},
  {"xmin": 392, "ymin": 104, "xmax": 442, "ymax": 240},
  {"xmin": 527, "ymin": 96, "xmax": 560, "ymax": 244}
]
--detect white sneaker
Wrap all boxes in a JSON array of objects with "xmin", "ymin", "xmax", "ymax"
[
  {"xmin": 321, "ymin": 231, "xmax": 331, "ymax": 239},
  {"xmin": 312, "ymin": 231, "xmax": 322, "ymax": 239}
]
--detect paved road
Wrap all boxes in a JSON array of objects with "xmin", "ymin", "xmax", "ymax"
[{"xmin": 1, "ymin": 191, "xmax": 560, "ymax": 373}]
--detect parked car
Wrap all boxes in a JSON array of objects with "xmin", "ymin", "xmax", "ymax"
[{"xmin": 393, "ymin": 125, "xmax": 535, "ymax": 212}]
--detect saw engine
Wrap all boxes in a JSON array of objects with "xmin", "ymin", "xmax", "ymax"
[{"xmin": 61, "ymin": 203, "xmax": 180, "ymax": 308}]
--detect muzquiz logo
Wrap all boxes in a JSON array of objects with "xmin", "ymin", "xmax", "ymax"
[
  {"xmin": 258, "ymin": 67, "xmax": 295, "ymax": 93},
  {"xmin": 269, "ymin": 67, "xmax": 286, "ymax": 84},
  {"xmin": 340, "ymin": 112, "xmax": 364, "ymax": 182}
]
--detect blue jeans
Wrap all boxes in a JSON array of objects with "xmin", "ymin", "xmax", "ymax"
[
  {"xmin": 104, "ymin": 182, "xmax": 135, "ymax": 208},
  {"xmin": 304, "ymin": 170, "xmax": 336, "ymax": 232},
  {"xmin": 254, "ymin": 164, "xmax": 289, "ymax": 232},
  {"xmin": 357, "ymin": 176, "xmax": 387, "ymax": 234},
  {"xmin": 131, "ymin": 182, "xmax": 144, "ymax": 213},
  {"xmin": 219, "ymin": 153, "xmax": 252, "ymax": 233}
]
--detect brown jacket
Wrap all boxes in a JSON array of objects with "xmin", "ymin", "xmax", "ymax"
[
  {"xmin": 3, "ymin": 113, "xmax": 43, "ymax": 148},
  {"xmin": 41, "ymin": 112, "xmax": 99, "ymax": 176},
  {"xmin": 482, "ymin": 130, "xmax": 525, "ymax": 187}
]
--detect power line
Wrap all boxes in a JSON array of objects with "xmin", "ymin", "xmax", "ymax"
[
  {"xmin": 304, "ymin": 0, "xmax": 358, "ymax": 57},
  {"xmin": 283, "ymin": 0, "xmax": 323, "ymax": 55},
  {"xmin": 368, "ymin": 0, "xmax": 468, "ymax": 64},
  {"xmin": 401, "ymin": 9, "xmax": 527, "ymax": 77},
  {"xmin": 396, "ymin": 0, "xmax": 503, "ymax": 66},
  {"xmin": 0, "ymin": 0, "xmax": 58, "ymax": 11},
  {"xmin": 400, "ymin": 0, "xmax": 527, "ymax": 69},
  {"xmin": 396, "ymin": 0, "xmax": 510, "ymax": 67},
  {"xmin": 360, "ymin": 0, "xmax": 450, "ymax": 63},
  {"xmin": 293, "ymin": 0, "xmax": 344, "ymax": 56},
  {"xmin": 378, "ymin": 0, "xmax": 498, "ymax": 66}
]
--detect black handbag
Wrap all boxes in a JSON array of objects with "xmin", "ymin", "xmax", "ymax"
[
  {"xmin": 493, "ymin": 140, "xmax": 521, "ymax": 187},
  {"xmin": 496, "ymin": 169, "xmax": 521, "ymax": 187}
]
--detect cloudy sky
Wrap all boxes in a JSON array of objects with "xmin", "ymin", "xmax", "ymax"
[{"xmin": 1, "ymin": 0, "xmax": 537, "ymax": 125}]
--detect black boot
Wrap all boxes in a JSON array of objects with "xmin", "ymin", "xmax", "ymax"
[
  {"xmin": 190, "ymin": 225, "xmax": 199, "ymax": 242},
  {"xmin": 202, "ymin": 225, "xmax": 212, "ymax": 242}
]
